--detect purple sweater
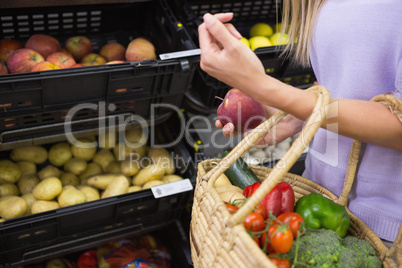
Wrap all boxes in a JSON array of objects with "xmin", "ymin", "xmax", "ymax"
[{"xmin": 303, "ymin": 0, "xmax": 402, "ymax": 241}]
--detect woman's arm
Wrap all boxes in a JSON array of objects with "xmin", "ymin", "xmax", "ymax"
[{"xmin": 200, "ymin": 13, "xmax": 402, "ymax": 151}]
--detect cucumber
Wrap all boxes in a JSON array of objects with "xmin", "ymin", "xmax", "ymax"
[{"xmin": 221, "ymin": 151, "xmax": 261, "ymax": 190}]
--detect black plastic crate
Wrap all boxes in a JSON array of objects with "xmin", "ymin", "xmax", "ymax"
[
  {"xmin": 0, "ymin": 0, "xmax": 198, "ymax": 147},
  {"xmin": 0, "ymin": 122, "xmax": 197, "ymax": 268},
  {"xmin": 171, "ymin": 0, "xmax": 316, "ymax": 113}
]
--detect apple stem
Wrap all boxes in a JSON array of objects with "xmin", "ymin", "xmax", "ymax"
[{"xmin": 215, "ymin": 96, "xmax": 224, "ymax": 101}]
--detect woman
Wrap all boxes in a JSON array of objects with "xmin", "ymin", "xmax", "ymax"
[{"xmin": 198, "ymin": 1, "xmax": 402, "ymax": 243}]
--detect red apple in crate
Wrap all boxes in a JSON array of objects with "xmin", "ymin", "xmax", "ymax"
[
  {"xmin": 0, "ymin": 61, "xmax": 9, "ymax": 75},
  {"xmin": 81, "ymin": 53, "xmax": 106, "ymax": 66},
  {"xmin": 65, "ymin": 36, "xmax": 93, "ymax": 62},
  {"xmin": 7, "ymin": 48, "xmax": 44, "ymax": 73},
  {"xmin": 100, "ymin": 42, "xmax": 126, "ymax": 62},
  {"xmin": 25, "ymin": 34, "xmax": 61, "ymax": 58},
  {"xmin": 47, "ymin": 52, "xmax": 76, "ymax": 68},
  {"xmin": 106, "ymin": 60, "xmax": 125, "ymax": 64},
  {"xmin": 217, "ymin": 88, "xmax": 265, "ymax": 132},
  {"xmin": 125, "ymin": 37, "xmax": 156, "ymax": 62},
  {"xmin": 31, "ymin": 61, "xmax": 61, "ymax": 72},
  {"xmin": 0, "ymin": 39, "xmax": 24, "ymax": 63}
]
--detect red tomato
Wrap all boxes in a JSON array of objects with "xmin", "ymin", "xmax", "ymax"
[
  {"xmin": 224, "ymin": 202, "xmax": 239, "ymax": 214},
  {"xmin": 268, "ymin": 257, "xmax": 291, "ymax": 268},
  {"xmin": 244, "ymin": 212, "xmax": 266, "ymax": 233},
  {"xmin": 254, "ymin": 203, "xmax": 267, "ymax": 219},
  {"xmin": 277, "ymin": 212, "xmax": 304, "ymax": 238},
  {"xmin": 268, "ymin": 222, "xmax": 293, "ymax": 254}
]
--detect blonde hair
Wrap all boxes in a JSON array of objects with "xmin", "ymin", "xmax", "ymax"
[{"xmin": 279, "ymin": 0, "xmax": 327, "ymax": 67}]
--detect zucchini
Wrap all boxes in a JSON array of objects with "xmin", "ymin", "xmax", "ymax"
[{"xmin": 221, "ymin": 151, "xmax": 261, "ymax": 190}]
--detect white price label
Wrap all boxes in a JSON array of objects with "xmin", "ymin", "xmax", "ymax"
[
  {"xmin": 151, "ymin": 178, "xmax": 193, "ymax": 198},
  {"xmin": 159, "ymin": 49, "xmax": 201, "ymax": 60}
]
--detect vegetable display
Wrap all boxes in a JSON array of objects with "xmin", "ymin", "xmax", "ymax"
[{"xmin": 294, "ymin": 192, "xmax": 350, "ymax": 238}]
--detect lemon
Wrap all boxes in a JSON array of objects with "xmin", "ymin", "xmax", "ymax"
[
  {"xmin": 270, "ymin": 32, "xmax": 289, "ymax": 46},
  {"xmin": 249, "ymin": 36, "xmax": 272, "ymax": 51},
  {"xmin": 240, "ymin": 37, "xmax": 250, "ymax": 48},
  {"xmin": 249, "ymin": 23, "xmax": 273, "ymax": 38}
]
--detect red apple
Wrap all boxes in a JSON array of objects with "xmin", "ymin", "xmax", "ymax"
[
  {"xmin": 106, "ymin": 60, "xmax": 125, "ymax": 64},
  {"xmin": 81, "ymin": 53, "xmax": 106, "ymax": 66},
  {"xmin": 31, "ymin": 61, "xmax": 60, "ymax": 72},
  {"xmin": 47, "ymin": 52, "xmax": 76, "ymax": 68},
  {"xmin": 70, "ymin": 63, "xmax": 85, "ymax": 68},
  {"xmin": 0, "ymin": 39, "xmax": 24, "ymax": 63},
  {"xmin": 217, "ymin": 88, "xmax": 265, "ymax": 132},
  {"xmin": 100, "ymin": 42, "xmax": 126, "ymax": 62},
  {"xmin": 7, "ymin": 48, "xmax": 44, "ymax": 73},
  {"xmin": 65, "ymin": 36, "xmax": 92, "ymax": 62},
  {"xmin": 0, "ymin": 61, "xmax": 9, "ymax": 75},
  {"xmin": 25, "ymin": 34, "xmax": 61, "ymax": 58},
  {"xmin": 125, "ymin": 37, "xmax": 156, "ymax": 62}
]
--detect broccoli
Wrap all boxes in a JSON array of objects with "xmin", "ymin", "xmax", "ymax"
[{"xmin": 277, "ymin": 228, "xmax": 382, "ymax": 268}]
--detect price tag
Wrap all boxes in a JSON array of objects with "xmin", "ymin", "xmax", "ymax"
[
  {"xmin": 151, "ymin": 178, "xmax": 193, "ymax": 198},
  {"xmin": 159, "ymin": 49, "xmax": 201, "ymax": 60}
]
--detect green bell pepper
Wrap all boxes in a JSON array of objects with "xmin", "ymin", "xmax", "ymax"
[{"xmin": 294, "ymin": 192, "xmax": 350, "ymax": 237}]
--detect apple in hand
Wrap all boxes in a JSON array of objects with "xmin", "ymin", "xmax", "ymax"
[
  {"xmin": 31, "ymin": 61, "xmax": 61, "ymax": 72},
  {"xmin": 0, "ymin": 39, "xmax": 24, "ymax": 63},
  {"xmin": 100, "ymin": 42, "xmax": 126, "ymax": 62},
  {"xmin": 7, "ymin": 48, "xmax": 44, "ymax": 73},
  {"xmin": 25, "ymin": 34, "xmax": 61, "ymax": 58},
  {"xmin": 65, "ymin": 36, "xmax": 92, "ymax": 62},
  {"xmin": 81, "ymin": 53, "xmax": 106, "ymax": 66},
  {"xmin": 47, "ymin": 52, "xmax": 76, "ymax": 68},
  {"xmin": 217, "ymin": 88, "xmax": 265, "ymax": 132},
  {"xmin": 125, "ymin": 37, "xmax": 156, "ymax": 62}
]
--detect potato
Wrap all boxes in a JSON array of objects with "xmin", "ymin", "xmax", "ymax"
[
  {"xmin": 214, "ymin": 174, "xmax": 232, "ymax": 187},
  {"xmin": 38, "ymin": 165, "xmax": 61, "ymax": 180},
  {"xmin": 128, "ymin": 185, "xmax": 142, "ymax": 193},
  {"xmin": 125, "ymin": 128, "xmax": 146, "ymax": 143},
  {"xmin": 0, "ymin": 159, "xmax": 22, "ymax": 183},
  {"xmin": 31, "ymin": 200, "xmax": 60, "ymax": 214},
  {"xmin": 33, "ymin": 177, "xmax": 62, "ymax": 201},
  {"xmin": 113, "ymin": 142, "xmax": 146, "ymax": 161},
  {"xmin": 98, "ymin": 131, "xmax": 117, "ymax": 150},
  {"xmin": 87, "ymin": 174, "xmax": 117, "ymax": 190},
  {"xmin": 120, "ymin": 160, "xmax": 140, "ymax": 177},
  {"xmin": 21, "ymin": 193, "xmax": 36, "ymax": 215},
  {"xmin": 57, "ymin": 185, "xmax": 87, "ymax": 207},
  {"xmin": 142, "ymin": 180, "xmax": 164, "ymax": 189},
  {"xmin": 162, "ymin": 174, "xmax": 184, "ymax": 184},
  {"xmin": 101, "ymin": 175, "xmax": 129, "ymax": 198},
  {"xmin": 105, "ymin": 161, "xmax": 121, "ymax": 174},
  {"xmin": 48, "ymin": 142, "xmax": 72, "ymax": 167},
  {"xmin": 10, "ymin": 145, "xmax": 48, "ymax": 164},
  {"xmin": 0, "ymin": 183, "xmax": 19, "ymax": 196},
  {"xmin": 18, "ymin": 174, "xmax": 40, "ymax": 195},
  {"xmin": 77, "ymin": 185, "xmax": 100, "ymax": 202},
  {"xmin": 132, "ymin": 164, "xmax": 165, "ymax": 186},
  {"xmin": 16, "ymin": 161, "xmax": 37, "ymax": 175},
  {"xmin": 93, "ymin": 149, "xmax": 115, "ymax": 172},
  {"xmin": 64, "ymin": 157, "xmax": 87, "ymax": 175},
  {"xmin": 60, "ymin": 172, "xmax": 80, "ymax": 187},
  {"xmin": 79, "ymin": 162, "xmax": 102, "ymax": 181},
  {"xmin": 71, "ymin": 138, "xmax": 97, "ymax": 161},
  {"xmin": 0, "ymin": 196, "xmax": 27, "ymax": 219},
  {"xmin": 147, "ymin": 148, "xmax": 175, "ymax": 175}
]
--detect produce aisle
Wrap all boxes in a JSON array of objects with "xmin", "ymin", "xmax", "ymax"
[{"xmin": 0, "ymin": 0, "xmax": 317, "ymax": 267}]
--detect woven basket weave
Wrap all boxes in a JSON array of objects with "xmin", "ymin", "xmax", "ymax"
[{"xmin": 190, "ymin": 85, "xmax": 402, "ymax": 268}]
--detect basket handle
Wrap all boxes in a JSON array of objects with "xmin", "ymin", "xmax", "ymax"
[
  {"xmin": 203, "ymin": 85, "xmax": 330, "ymax": 227},
  {"xmin": 336, "ymin": 93, "xmax": 402, "ymax": 262}
]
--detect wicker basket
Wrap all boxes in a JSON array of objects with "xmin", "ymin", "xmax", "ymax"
[{"xmin": 190, "ymin": 85, "xmax": 402, "ymax": 268}]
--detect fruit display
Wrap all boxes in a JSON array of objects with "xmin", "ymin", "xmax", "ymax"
[
  {"xmin": 0, "ymin": 127, "xmax": 188, "ymax": 221},
  {"xmin": 245, "ymin": 22, "xmax": 290, "ymax": 51},
  {"xmin": 0, "ymin": 34, "xmax": 157, "ymax": 75}
]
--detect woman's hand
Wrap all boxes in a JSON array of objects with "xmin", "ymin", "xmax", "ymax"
[
  {"xmin": 198, "ymin": 13, "xmax": 268, "ymax": 92},
  {"xmin": 215, "ymin": 105, "xmax": 304, "ymax": 147}
]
